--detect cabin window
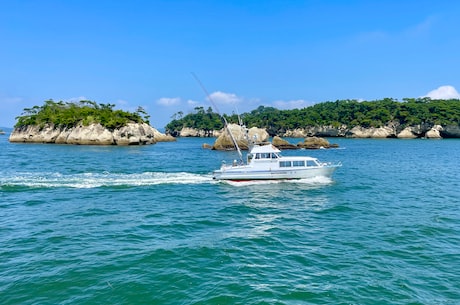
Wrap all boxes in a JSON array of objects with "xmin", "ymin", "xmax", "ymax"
[
  {"xmin": 306, "ymin": 160, "xmax": 317, "ymax": 167},
  {"xmin": 260, "ymin": 153, "xmax": 270, "ymax": 159},
  {"xmin": 293, "ymin": 160, "xmax": 305, "ymax": 167},
  {"xmin": 255, "ymin": 153, "xmax": 278, "ymax": 159},
  {"xmin": 279, "ymin": 161, "xmax": 292, "ymax": 167}
]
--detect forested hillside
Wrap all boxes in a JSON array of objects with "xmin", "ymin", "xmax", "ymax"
[{"xmin": 166, "ymin": 98, "xmax": 460, "ymax": 136}]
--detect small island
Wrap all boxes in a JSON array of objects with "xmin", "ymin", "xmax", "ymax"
[{"xmin": 9, "ymin": 100, "xmax": 174, "ymax": 145}]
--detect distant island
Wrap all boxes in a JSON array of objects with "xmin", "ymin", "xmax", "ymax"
[
  {"xmin": 9, "ymin": 100, "xmax": 174, "ymax": 145},
  {"xmin": 166, "ymin": 98, "xmax": 460, "ymax": 139}
]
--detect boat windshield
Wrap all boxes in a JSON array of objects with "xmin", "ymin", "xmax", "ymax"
[{"xmin": 255, "ymin": 152, "xmax": 280, "ymax": 159}]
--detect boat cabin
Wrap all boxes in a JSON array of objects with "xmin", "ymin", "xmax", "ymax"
[
  {"xmin": 254, "ymin": 152, "xmax": 279, "ymax": 159},
  {"xmin": 247, "ymin": 144, "xmax": 322, "ymax": 168}
]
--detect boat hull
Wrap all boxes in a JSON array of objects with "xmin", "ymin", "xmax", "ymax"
[{"xmin": 213, "ymin": 164, "xmax": 340, "ymax": 181}]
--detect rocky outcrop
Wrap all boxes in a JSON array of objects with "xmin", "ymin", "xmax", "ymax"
[
  {"xmin": 272, "ymin": 136, "xmax": 297, "ymax": 149},
  {"xmin": 282, "ymin": 129, "xmax": 307, "ymax": 138},
  {"xmin": 179, "ymin": 127, "xmax": 219, "ymax": 137},
  {"xmin": 425, "ymin": 125, "xmax": 443, "ymax": 139},
  {"xmin": 212, "ymin": 130, "xmax": 338, "ymax": 151},
  {"xmin": 396, "ymin": 127, "xmax": 419, "ymax": 139},
  {"xmin": 155, "ymin": 131, "xmax": 175, "ymax": 142},
  {"xmin": 346, "ymin": 126, "xmax": 395, "ymax": 138},
  {"xmin": 281, "ymin": 123, "xmax": 460, "ymax": 139},
  {"xmin": 298, "ymin": 137, "xmax": 339, "ymax": 149},
  {"xmin": 9, "ymin": 123, "xmax": 175, "ymax": 145},
  {"xmin": 396, "ymin": 125, "xmax": 428, "ymax": 138},
  {"xmin": 178, "ymin": 122, "xmax": 460, "ymax": 139},
  {"xmin": 66, "ymin": 124, "xmax": 115, "ymax": 145},
  {"xmin": 212, "ymin": 124, "xmax": 269, "ymax": 150},
  {"xmin": 441, "ymin": 125, "xmax": 460, "ymax": 138},
  {"xmin": 272, "ymin": 136, "xmax": 339, "ymax": 149},
  {"xmin": 283, "ymin": 125, "xmax": 348, "ymax": 137}
]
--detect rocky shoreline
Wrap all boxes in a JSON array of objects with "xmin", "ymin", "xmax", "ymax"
[
  {"xmin": 176, "ymin": 123, "xmax": 460, "ymax": 139},
  {"xmin": 9, "ymin": 122, "xmax": 460, "ymax": 147},
  {"xmin": 9, "ymin": 123, "xmax": 175, "ymax": 145}
]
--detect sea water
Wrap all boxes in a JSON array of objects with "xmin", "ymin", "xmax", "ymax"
[{"xmin": 1, "ymin": 133, "xmax": 459, "ymax": 304}]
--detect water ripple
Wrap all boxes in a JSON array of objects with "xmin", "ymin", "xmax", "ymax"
[{"xmin": 1, "ymin": 138, "xmax": 460, "ymax": 304}]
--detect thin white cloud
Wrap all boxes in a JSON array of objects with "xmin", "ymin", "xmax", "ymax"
[
  {"xmin": 1, "ymin": 96, "xmax": 23, "ymax": 104},
  {"xmin": 355, "ymin": 30, "xmax": 389, "ymax": 43},
  {"xmin": 65, "ymin": 96, "xmax": 89, "ymax": 103},
  {"xmin": 157, "ymin": 97, "xmax": 181, "ymax": 106},
  {"xmin": 187, "ymin": 99, "xmax": 200, "ymax": 107},
  {"xmin": 404, "ymin": 16, "xmax": 436, "ymax": 37},
  {"xmin": 273, "ymin": 99, "xmax": 312, "ymax": 109},
  {"xmin": 424, "ymin": 85, "xmax": 460, "ymax": 99},
  {"xmin": 353, "ymin": 16, "xmax": 435, "ymax": 45},
  {"xmin": 247, "ymin": 97, "xmax": 262, "ymax": 105},
  {"xmin": 208, "ymin": 91, "xmax": 242, "ymax": 105}
]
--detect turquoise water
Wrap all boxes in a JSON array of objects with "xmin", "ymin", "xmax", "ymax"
[{"xmin": 1, "ymin": 133, "xmax": 459, "ymax": 304}]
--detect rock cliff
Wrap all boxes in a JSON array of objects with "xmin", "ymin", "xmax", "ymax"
[
  {"xmin": 298, "ymin": 137, "xmax": 339, "ymax": 149},
  {"xmin": 176, "ymin": 123, "xmax": 460, "ymax": 139},
  {"xmin": 281, "ymin": 123, "xmax": 460, "ymax": 139},
  {"xmin": 179, "ymin": 127, "xmax": 220, "ymax": 137},
  {"xmin": 272, "ymin": 136, "xmax": 338, "ymax": 149},
  {"xmin": 212, "ymin": 124, "xmax": 269, "ymax": 150},
  {"xmin": 272, "ymin": 136, "xmax": 297, "ymax": 149},
  {"xmin": 283, "ymin": 125, "xmax": 349, "ymax": 137},
  {"xmin": 9, "ymin": 123, "xmax": 175, "ymax": 145},
  {"xmin": 441, "ymin": 125, "xmax": 460, "ymax": 138}
]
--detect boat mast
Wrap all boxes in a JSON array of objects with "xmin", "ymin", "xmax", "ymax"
[{"xmin": 191, "ymin": 73, "xmax": 244, "ymax": 163}]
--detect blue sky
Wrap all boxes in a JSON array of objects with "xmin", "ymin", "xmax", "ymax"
[{"xmin": 1, "ymin": 0, "xmax": 459, "ymax": 128}]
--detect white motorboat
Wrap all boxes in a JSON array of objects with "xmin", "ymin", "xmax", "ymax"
[
  {"xmin": 213, "ymin": 142, "xmax": 341, "ymax": 181},
  {"xmin": 191, "ymin": 73, "xmax": 341, "ymax": 182}
]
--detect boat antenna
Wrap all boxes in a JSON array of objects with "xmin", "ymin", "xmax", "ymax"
[
  {"xmin": 234, "ymin": 104, "xmax": 251, "ymax": 146},
  {"xmin": 191, "ymin": 72, "xmax": 243, "ymax": 163}
]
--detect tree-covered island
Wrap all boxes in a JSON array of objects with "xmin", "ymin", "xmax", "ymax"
[
  {"xmin": 10, "ymin": 100, "xmax": 174, "ymax": 145},
  {"xmin": 166, "ymin": 98, "xmax": 460, "ymax": 138},
  {"xmin": 14, "ymin": 100, "xmax": 150, "ymax": 129}
]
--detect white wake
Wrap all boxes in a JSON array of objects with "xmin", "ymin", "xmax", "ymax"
[{"xmin": 1, "ymin": 171, "xmax": 213, "ymax": 189}]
